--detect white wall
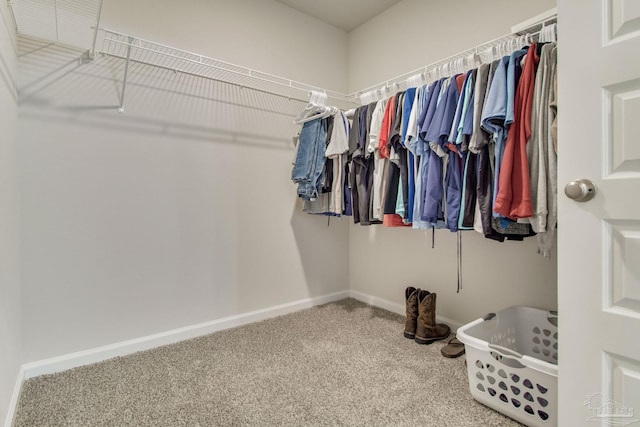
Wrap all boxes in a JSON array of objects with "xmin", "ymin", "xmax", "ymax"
[
  {"xmin": 0, "ymin": 1, "xmax": 21, "ymax": 425},
  {"xmin": 347, "ymin": 0, "xmax": 558, "ymax": 325},
  {"xmin": 19, "ymin": 0, "xmax": 350, "ymax": 363}
]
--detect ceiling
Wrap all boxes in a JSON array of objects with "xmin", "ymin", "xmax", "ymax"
[{"xmin": 273, "ymin": 0, "xmax": 403, "ymax": 32}]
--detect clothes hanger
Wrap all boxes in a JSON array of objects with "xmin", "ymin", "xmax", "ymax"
[
  {"xmin": 359, "ymin": 91, "xmax": 368, "ymax": 105},
  {"xmin": 544, "ymin": 25, "xmax": 550, "ymax": 43},
  {"xmin": 406, "ymin": 72, "xmax": 422, "ymax": 89},
  {"xmin": 293, "ymin": 90, "xmax": 335, "ymax": 124},
  {"xmin": 310, "ymin": 90, "xmax": 327, "ymax": 106},
  {"xmin": 492, "ymin": 44, "xmax": 499, "ymax": 61},
  {"xmin": 381, "ymin": 85, "xmax": 390, "ymax": 99},
  {"xmin": 470, "ymin": 51, "xmax": 482, "ymax": 68},
  {"xmin": 517, "ymin": 34, "xmax": 525, "ymax": 48},
  {"xmin": 427, "ymin": 68, "xmax": 436, "ymax": 83},
  {"xmin": 550, "ymin": 23, "xmax": 558, "ymax": 43}
]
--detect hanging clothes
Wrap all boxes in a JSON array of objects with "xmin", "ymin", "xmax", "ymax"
[
  {"xmin": 455, "ymin": 70, "xmax": 478, "ymax": 230},
  {"xmin": 445, "ymin": 70, "xmax": 474, "ymax": 232},
  {"xmin": 303, "ymin": 116, "xmax": 335, "ymax": 215},
  {"xmin": 292, "ymin": 29, "xmax": 559, "ymax": 258},
  {"xmin": 405, "ymin": 86, "xmax": 423, "ymax": 224},
  {"xmin": 350, "ymin": 103, "xmax": 377, "ymax": 225},
  {"xmin": 412, "ymin": 81, "xmax": 438, "ymax": 230},
  {"xmin": 422, "ymin": 75, "xmax": 462, "ymax": 225},
  {"xmin": 368, "ymin": 98, "xmax": 389, "ymax": 222},
  {"xmin": 401, "ymin": 87, "xmax": 417, "ymax": 223},
  {"xmin": 325, "ymin": 111, "xmax": 350, "ymax": 215},
  {"xmin": 383, "ymin": 92, "xmax": 411, "ymax": 227},
  {"xmin": 481, "ymin": 47, "xmax": 534, "ymax": 238},
  {"xmin": 494, "ymin": 43, "xmax": 539, "ymax": 219},
  {"xmin": 292, "ymin": 117, "xmax": 329, "ymax": 201},
  {"xmin": 481, "ymin": 55, "xmax": 510, "ymax": 218},
  {"xmin": 527, "ymin": 43, "xmax": 558, "ymax": 258}
]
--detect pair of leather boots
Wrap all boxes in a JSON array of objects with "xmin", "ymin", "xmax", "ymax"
[{"xmin": 404, "ymin": 286, "xmax": 450, "ymax": 344}]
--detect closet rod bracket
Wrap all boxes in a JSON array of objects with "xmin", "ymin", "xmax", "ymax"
[
  {"xmin": 88, "ymin": 0, "xmax": 104, "ymax": 59},
  {"xmin": 118, "ymin": 36, "xmax": 134, "ymax": 114}
]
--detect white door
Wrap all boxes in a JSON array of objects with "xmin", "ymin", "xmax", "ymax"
[{"xmin": 559, "ymin": 0, "xmax": 640, "ymax": 425}]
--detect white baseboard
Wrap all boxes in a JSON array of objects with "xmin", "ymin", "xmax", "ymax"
[
  {"xmin": 21, "ymin": 289, "xmax": 462, "ymax": 381},
  {"xmin": 349, "ymin": 290, "xmax": 405, "ymax": 315},
  {"xmin": 348, "ymin": 290, "xmax": 463, "ymax": 331},
  {"xmin": 5, "ymin": 289, "xmax": 463, "ymax": 425},
  {"xmin": 4, "ymin": 366, "xmax": 24, "ymax": 427},
  {"xmin": 22, "ymin": 290, "xmax": 349, "ymax": 379}
]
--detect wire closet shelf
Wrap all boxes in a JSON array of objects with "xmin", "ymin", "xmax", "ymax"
[
  {"xmin": 354, "ymin": 15, "xmax": 557, "ymax": 104},
  {"xmin": 9, "ymin": 0, "xmax": 556, "ymax": 109},
  {"xmin": 98, "ymin": 29, "xmax": 357, "ymax": 108},
  {"xmin": 98, "ymin": 17, "xmax": 556, "ymax": 109}
]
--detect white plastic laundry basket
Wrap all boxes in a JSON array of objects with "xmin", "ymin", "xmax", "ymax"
[{"xmin": 457, "ymin": 306, "xmax": 558, "ymax": 427}]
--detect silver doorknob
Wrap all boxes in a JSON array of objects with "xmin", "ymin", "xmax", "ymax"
[{"xmin": 564, "ymin": 179, "xmax": 596, "ymax": 202}]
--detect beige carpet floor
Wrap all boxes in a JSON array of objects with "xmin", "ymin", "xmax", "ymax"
[{"xmin": 14, "ymin": 298, "xmax": 522, "ymax": 426}]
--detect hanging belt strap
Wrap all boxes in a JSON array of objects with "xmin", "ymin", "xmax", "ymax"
[
  {"xmin": 431, "ymin": 225, "xmax": 435, "ymax": 249},
  {"xmin": 457, "ymin": 231, "xmax": 463, "ymax": 293}
]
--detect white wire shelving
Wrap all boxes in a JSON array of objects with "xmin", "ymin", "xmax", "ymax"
[
  {"xmin": 353, "ymin": 17, "xmax": 557, "ymax": 103},
  {"xmin": 97, "ymin": 29, "xmax": 357, "ymax": 112},
  {"xmin": 9, "ymin": 0, "xmax": 557, "ymax": 111}
]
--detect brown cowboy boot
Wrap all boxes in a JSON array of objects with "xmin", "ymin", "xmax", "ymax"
[
  {"xmin": 404, "ymin": 286, "xmax": 420, "ymax": 339},
  {"xmin": 415, "ymin": 290, "xmax": 450, "ymax": 344}
]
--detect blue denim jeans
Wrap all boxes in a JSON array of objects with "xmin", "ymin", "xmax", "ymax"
[{"xmin": 291, "ymin": 118, "xmax": 328, "ymax": 201}]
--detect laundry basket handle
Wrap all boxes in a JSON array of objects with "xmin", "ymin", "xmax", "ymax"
[
  {"xmin": 488, "ymin": 343, "xmax": 523, "ymax": 359},
  {"xmin": 483, "ymin": 312, "xmax": 496, "ymax": 321}
]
